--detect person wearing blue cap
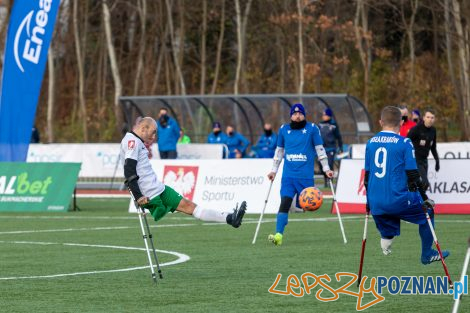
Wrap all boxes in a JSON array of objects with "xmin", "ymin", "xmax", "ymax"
[
  {"xmin": 318, "ymin": 107, "xmax": 343, "ymax": 187},
  {"xmin": 207, "ymin": 121, "xmax": 228, "ymax": 144},
  {"xmin": 267, "ymin": 103, "xmax": 333, "ymax": 245}
]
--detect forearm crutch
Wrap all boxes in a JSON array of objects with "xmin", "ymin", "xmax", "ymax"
[
  {"xmin": 252, "ymin": 180, "xmax": 273, "ymax": 244},
  {"xmin": 422, "ymin": 204, "xmax": 452, "ymax": 287},
  {"xmin": 329, "ymin": 179, "xmax": 347, "ymax": 244},
  {"xmin": 125, "ymin": 181, "xmax": 162, "ymax": 283},
  {"xmin": 357, "ymin": 206, "xmax": 370, "ymax": 287}
]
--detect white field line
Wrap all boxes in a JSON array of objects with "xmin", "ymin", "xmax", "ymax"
[
  {"xmin": 0, "ymin": 240, "xmax": 190, "ymax": 280},
  {"xmin": 0, "ymin": 216, "xmax": 468, "ymax": 236}
]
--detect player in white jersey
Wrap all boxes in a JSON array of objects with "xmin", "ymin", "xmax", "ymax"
[{"xmin": 120, "ymin": 117, "xmax": 246, "ymax": 227}]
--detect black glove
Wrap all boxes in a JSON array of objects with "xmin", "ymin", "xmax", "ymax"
[
  {"xmin": 435, "ymin": 161, "xmax": 440, "ymax": 172},
  {"xmin": 423, "ymin": 199, "xmax": 435, "ymax": 210}
]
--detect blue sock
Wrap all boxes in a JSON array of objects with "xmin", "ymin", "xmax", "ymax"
[
  {"xmin": 419, "ymin": 222, "xmax": 433, "ymax": 257},
  {"xmin": 276, "ymin": 213, "xmax": 289, "ymax": 234}
]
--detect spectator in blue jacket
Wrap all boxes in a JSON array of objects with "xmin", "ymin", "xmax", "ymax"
[
  {"xmin": 157, "ymin": 108, "xmax": 180, "ymax": 159},
  {"xmin": 318, "ymin": 107, "xmax": 343, "ymax": 186},
  {"xmin": 253, "ymin": 123, "xmax": 277, "ymax": 158},
  {"xmin": 207, "ymin": 122, "xmax": 228, "ymax": 144},
  {"xmin": 225, "ymin": 125, "xmax": 250, "ymax": 158}
]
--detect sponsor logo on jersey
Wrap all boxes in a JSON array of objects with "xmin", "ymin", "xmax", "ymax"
[
  {"xmin": 127, "ymin": 140, "xmax": 135, "ymax": 150},
  {"xmin": 286, "ymin": 153, "xmax": 307, "ymax": 162}
]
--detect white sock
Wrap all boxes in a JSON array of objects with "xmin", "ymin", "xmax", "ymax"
[
  {"xmin": 193, "ymin": 206, "xmax": 228, "ymax": 223},
  {"xmin": 381, "ymin": 238, "xmax": 394, "ymax": 255}
]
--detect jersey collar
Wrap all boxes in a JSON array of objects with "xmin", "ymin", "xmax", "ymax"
[
  {"xmin": 130, "ymin": 131, "xmax": 145, "ymax": 143},
  {"xmin": 380, "ymin": 130, "xmax": 399, "ymax": 135}
]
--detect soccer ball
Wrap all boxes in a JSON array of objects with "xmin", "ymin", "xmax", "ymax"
[{"xmin": 299, "ymin": 187, "xmax": 323, "ymax": 211}]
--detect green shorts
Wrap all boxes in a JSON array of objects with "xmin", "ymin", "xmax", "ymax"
[{"xmin": 142, "ymin": 186, "xmax": 183, "ymax": 222}]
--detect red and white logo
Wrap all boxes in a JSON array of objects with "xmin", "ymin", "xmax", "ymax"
[
  {"xmin": 163, "ymin": 166, "xmax": 199, "ymax": 200},
  {"xmin": 357, "ymin": 169, "xmax": 366, "ymax": 196},
  {"xmin": 128, "ymin": 140, "xmax": 135, "ymax": 150}
]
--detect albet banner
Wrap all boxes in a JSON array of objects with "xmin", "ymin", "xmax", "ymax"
[
  {"xmin": 0, "ymin": 162, "xmax": 80, "ymax": 212},
  {"xmin": 0, "ymin": 0, "xmax": 61, "ymax": 161}
]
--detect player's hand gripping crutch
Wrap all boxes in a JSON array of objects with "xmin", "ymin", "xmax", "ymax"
[
  {"xmin": 452, "ymin": 237, "xmax": 470, "ymax": 313},
  {"xmin": 328, "ymin": 179, "xmax": 347, "ymax": 244},
  {"xmin": 357, "ymin": 203, "xmax": 370, "ymax": 287},
  {"xmin": 125, "ymin": 178, "xmax": 163, "ymax": 284},
  {"xmin": 422, "ymin": 199, "xmax": 452, "ymax": 287},
  {"xmin": 252, "ymin": 180, "xmax": 273, "ymax": 244}
]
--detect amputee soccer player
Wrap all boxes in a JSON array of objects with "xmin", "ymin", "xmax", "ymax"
[
  {"xmin": 120, "ymin": 117, "xmax": 247, "ymax": 227},
  {"xmin": 267, "ymin": 103, "xmax": 333, "ymax": 245},
  {"xmin": 364, "ymin": 106, "xmax": 449, "ymax": 264}
]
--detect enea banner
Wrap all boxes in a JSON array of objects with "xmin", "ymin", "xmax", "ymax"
[
  {"xmin": 0, "ymin": 0, "xmax": 61, "ymax": 161},
  {"xmin": 129, "ymin": 159, "xmax": 284, "ymax": 214},
  {"xmin": 0, "ymin": 162, "xmax": 80, "ymax": 212},
  {"xmin": 335, "ymin": 159, "xmax": 470, "ymax": 214}
]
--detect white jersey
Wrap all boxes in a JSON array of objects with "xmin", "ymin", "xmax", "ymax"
[{"xmin": 120, "ymin": 132, "xmax": 165, "ymax": 199}]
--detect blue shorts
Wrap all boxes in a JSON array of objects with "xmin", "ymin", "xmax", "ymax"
[
  {"xmin": 280, "ymin": 177, "xmax": 314, "ymax": 206},
  {"xmin": 372, "ymin": 202, "xmax": 428, "ymax": 238}
]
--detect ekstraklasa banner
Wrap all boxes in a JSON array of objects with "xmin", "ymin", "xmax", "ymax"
[{"xmin": 335, "ymin": 159, "xmax": 470, "ymax": 214}]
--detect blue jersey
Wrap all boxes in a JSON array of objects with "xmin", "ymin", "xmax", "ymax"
[
  {"xmin": 365, "ymin": 131, "xmax": 418, "ymax": 215},
  {"xmin": 277, "ymin": 122, "xmax": 323, "ymax": 179}
]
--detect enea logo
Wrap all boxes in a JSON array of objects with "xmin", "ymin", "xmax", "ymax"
[
  {"xmin": 0, "ymin": 173, "xmax": 52, "ymax": 195},
  {"xmin": 163, "ymin": 166, "xmax": 198, "ymax": 200},
  {"xmin": 13, "ymin": 0, "xmax": 53, "ymax": 72}
]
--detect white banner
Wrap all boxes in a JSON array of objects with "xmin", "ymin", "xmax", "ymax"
[
  {"xmin": 128, "ymin": 159, "xmax": 288, "ymax": 214},
  {"xmin": 351, "ymin": 142, "xmax": 470, "ymax": 159},
  {"xmin": 27, "ymin": 143, "xmax": 226, "ymax": 178},
  {"xmin": 336, "ymin": 159, "xmax": 470, "ymax": 214}
]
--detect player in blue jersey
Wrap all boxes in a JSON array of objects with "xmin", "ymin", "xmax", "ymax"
[
  {"xmin": 267, "ymin": 103, "xmax": 333, "ymax": 245},
  {"xmin": 364, "ymin": 106, "xmax": 449, "ymax": 264}
]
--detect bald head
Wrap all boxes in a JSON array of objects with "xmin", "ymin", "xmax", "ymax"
[{"xmin": 134, "ymin": 117, "xmax": 157, "ymax": 142}]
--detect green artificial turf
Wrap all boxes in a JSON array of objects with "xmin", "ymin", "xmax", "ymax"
[{"xmin": 0, "ymin": 198, "xmax": 468, "ymax": 313}]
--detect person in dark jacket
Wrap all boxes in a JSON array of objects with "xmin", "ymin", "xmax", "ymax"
[
  {"xmin": 318, "ymin": 108, "xmax": 343, "ymax": 186},
  {"xmin": 407, "ymin": 108, "xmax": 439, "ymax": 189},
  {"xmin": 157, "ymin": 108, "xmax": 180, "ymax": 159}
]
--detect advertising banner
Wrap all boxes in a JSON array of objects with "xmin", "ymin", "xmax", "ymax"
[
  {"xmin": 128, "ymin": 159, "xmax": 284, "ymax": 214},
  {"xmin": 335, "ymin": 159, "xmax": 470, "ymax": 214},
  {"xmin": 0, "ymin": 162, "xmax": 80, "ymax": 212},
  {"xmin": 351, "ymin": 142, "xmax": 470, "ymax": 159},
  {"xmin": 27, "ymin": 143, "xmax": 226, "ymax": 177},
  {"xmin": 0, "ymin": 0, "xmax": 61, "ymax": 161}
]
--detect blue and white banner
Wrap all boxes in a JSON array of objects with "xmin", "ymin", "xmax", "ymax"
[{"xmin": 0, "ymin": 0, "xmax": 60, "ymax": 161}]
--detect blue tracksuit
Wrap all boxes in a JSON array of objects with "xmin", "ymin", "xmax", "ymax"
[
  {"xmin": 157, "ymin": 117, "xmax": 180, "ymax": 152},
  {"xmin": 254, "ymin": 132, "xmax": 277, "ymax": 158},
  {"xmin": 226, "ymin": 132, "xmax": 250, "ymax": 158}
]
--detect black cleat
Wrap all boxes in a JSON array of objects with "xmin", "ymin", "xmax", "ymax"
[{"xmin": 227, "ymin": 201, "xmax": 247, "ymax": 228}]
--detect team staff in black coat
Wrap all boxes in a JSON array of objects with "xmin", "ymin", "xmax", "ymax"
[{"xmin": 407, "ymin": 108, "xmax": 439, "ymax": 189}]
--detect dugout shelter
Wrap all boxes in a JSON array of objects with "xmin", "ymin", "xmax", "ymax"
[{"xmin": 119, "ymin": 94, "xmax": 373, "ymax": 145}]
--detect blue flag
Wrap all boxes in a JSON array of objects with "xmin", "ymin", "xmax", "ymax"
[{"xmin": 0, "ymin": 0, "xmax": 61, "ymax": 161}]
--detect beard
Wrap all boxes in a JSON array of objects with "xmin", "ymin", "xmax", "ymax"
[{"xmin": 290, "ymin": 120, "xmax": 307, "ymax": 129}]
